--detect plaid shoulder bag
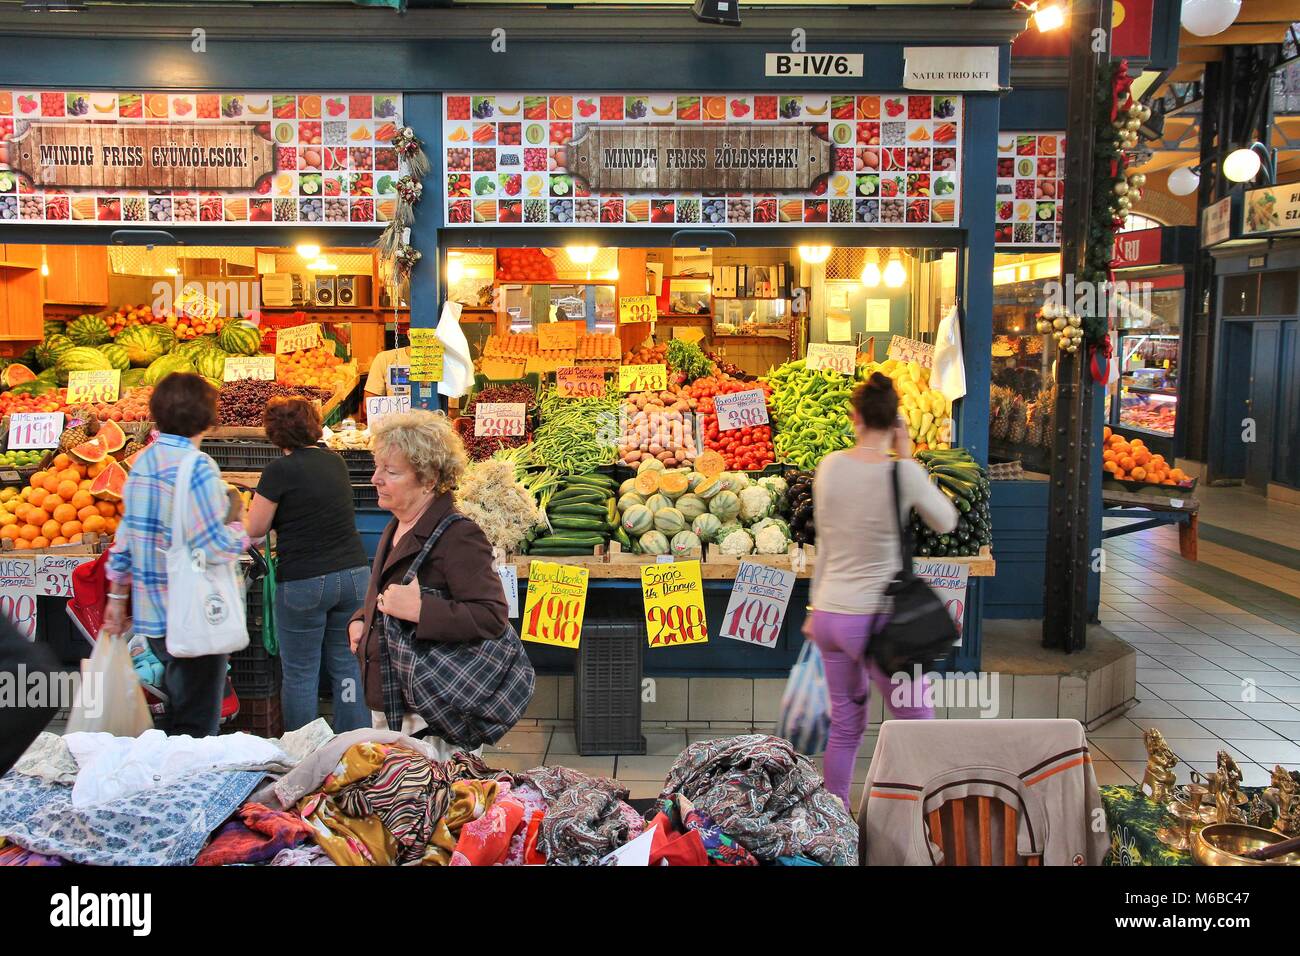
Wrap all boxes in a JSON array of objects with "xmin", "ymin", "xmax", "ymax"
[{"xmin": 379, "ymin": 512, "xmax": 535, "ymax": 748}]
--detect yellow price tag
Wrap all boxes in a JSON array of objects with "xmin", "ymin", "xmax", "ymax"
[
  {"xmin": 537, "ymin": 321, "xmax": 578, "ymax": 351},
  {"xmin": 641, "ymin": 559, "xmax": 708, "ymax": 647},
  {"xmin": 618, "ymin": 364, "xmax": 668, "ymax": 393},
  {"xmin": 66, "ymin": 369, "xmax": 121, "ymax": 405},
  {"xmin": 619, "ymin": 295, "xmax": 658, "ymax": 325},
  {"xmin": 672, "ymin": 326, "xmax": 706, "ymax": 345},
  {"xmin": 408, "ymin": 328, "xmax": 445, "ymax": 382},
  {"xmin": 521, "ymin": 560, "xmax": 590, "ymax": 649},
  {"xmin": 556, "ymin": 366, "xmax": 606, "ymax": 398}
]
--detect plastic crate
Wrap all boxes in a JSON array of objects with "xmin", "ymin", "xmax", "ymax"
[
  {"xmin": 201, "ymin": 440, "xmax": 283, "ymax": 471},
  {"xmin": 337, "ymin": 449, "xmax": 376, "ymax": 479},
  {"xmin": 223, "ymin": 694, "xmax": 284, "ymax": 738},
  {"xmin": 229, "ymin": 642, "xmax": 281, "ymax": 698},
  {"xmin": 574, "ymin": 617, "xmax": 646, "ymax": 756},
  {"xmin": 352, "ymin": 483, "xmax": 380, "ymax": 509},
  {"xmin": 356, "ymin": 507, "xmax": 391, "ymax": 560}
]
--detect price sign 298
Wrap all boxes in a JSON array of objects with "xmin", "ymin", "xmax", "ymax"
[{"xmin": 647, "ymin": 603, "xmax": 707, "ymax": 646}]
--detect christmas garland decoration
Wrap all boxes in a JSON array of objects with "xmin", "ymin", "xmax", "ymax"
[{"xmin": 376, "ymin": 126, "xmax": 429, "ymax": 282}]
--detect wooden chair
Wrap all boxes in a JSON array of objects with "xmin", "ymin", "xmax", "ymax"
[{"xmin": 926, "ymin": 795, "xmax": 1042, "ymax": 866}]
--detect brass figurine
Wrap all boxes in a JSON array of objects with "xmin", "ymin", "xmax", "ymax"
[
  {"xmin": 1140, "ymin": 729, "xmax": 1178, "ymax": 805},
  {"xmin": 1216, "ymin": 751, "xmax": 1248, "ymax": 807},
  {"xmin": 1273, "ymin": 765, "xmax": 1299, "ymax": 838},
  {"xmin": 1209, "ymin": 769, "xmax": 1247, "ymax": 825}
]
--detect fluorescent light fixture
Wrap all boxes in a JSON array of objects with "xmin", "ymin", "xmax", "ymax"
[
  {"xmin": 884, "ymin": 254, "xmax": 907, "ymax": 288},
  {"xmin": 1222, "ymin": 147, "xmax": 1262, "ymax": 183},
  {"xmin": 861, "ymin": 262, "xmax": 881, "ymax": 287},
  {"xmin": 566, "ymin": 245, "xmax": 598, "ymax": 265},
  {"xmin": 799, "ymin": 245, "xmax": 831, "ymax": 264},
  {"xmin": 1032, "ymin": 1, "xmax": 1065, "ymax": 32},
  {"xmin": 1166, "ymin": 166, "xmax": 1200, "ymax": 196},
  {"xmin": 295, "ymin": 244, "xmax": 321, "ymax": 260}
]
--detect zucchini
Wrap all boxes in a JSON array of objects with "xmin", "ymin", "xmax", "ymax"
[
  {"xmin": 527, "ymin": 547, "xmax": 598, "ymax": 556},
  {"xmin": 550, "ymin": 489, "xmax": 608, "ymax": 505},
  {"xmin": 935, "ymin": 474, "xmax": 976, "ymax": 499},
  {"xmin": 955, "ymin": 497, "xmax": 971, "ymax": 513},
  {"xmin": 614, "ymin": 526, "xmax": 633, "ymax": 550},
  {"xmin": 548, "ymin": 516, "xmax": 610, "ymax": 531},
  {"xmin": 549, "ymin": 502, "xmax": 610, "ymax": 519},
  {"xmin": 562, "ymin": 477, "xmax": 618, "ymax": 492}
]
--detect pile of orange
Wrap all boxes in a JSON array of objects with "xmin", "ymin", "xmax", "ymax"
[
  {"xmin": 0, "ymin": 453, "xmax": 126, "ymax": 550},
  {"xmin": 277, "ymin": 346, "xmax": 349, "ymax": 392},
  {"xmin": 1101, "ymin": 427, "xmax": 1189, "ymax": 487}
]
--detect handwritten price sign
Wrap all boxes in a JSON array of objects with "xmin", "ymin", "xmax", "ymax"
[
  {"xmin": 619, "ymin": 295, "xmax": 658, "ymax": 325},
  {"xmin": 276, "ymin": 322, "xmax": 323, "ymax": 354},
  {"xmin": 36, "ymin": 554, "xmax": 92, "ymax": 599},
  {"xmin": 0, "ymin": 556, "xmax": 38, "ymax": 641},
  {"xmin": 618, "ymin": 364, "xmax": 668, "ymax": 393},
  {"xmin": 474, "ymin": 402, "xmax": 526, "ymax": 437},
  {"xmin": 365, "ymin": 394, "xmax": 410, "ymax": 423},
  {"xmin": 914, "ymin": 559, "xmax": 969, "ymax": 643},
  {"xmin": 721, "ymin": 560, "xmax": 795, "ymax": 648},
  {"xmin": 805, "ymin": 343, "xmax": 857, "ymax": 376},
  {"xmin": 556, "ymin": 367, "xmax": 606, "ymax": 399},
  {"xmin": 409, "ymin": 329, "xmax": 445, "ymax": 382},
  {"xmin": 498, "ymin": 563, "xmax": 519, "ymax": 619},
  {"xmin": 887, "ymin": 335, "xmax": 935, "ymax": 368},
  {"xmin": 537, "ymin": 321, "xmax": 578, "ymax": 351},
  {"xmin": 7, "ymin": 412, "xmax": 64, "ymax": 450},
  {"xmin": 521, "ymin": 560, "xmax": 589, "ymax": 649},
  {"xmin": 641, "ymin": 559, "xmax": 708, "ymax": 647},
  {"xmin": 223, "ymin": 355, "xmax": 276, "ymax": 382},
  {"xmin": 67, "ymin": 370, "xmax": 121, "ymax": 405},
  {"xmin": 713, "ymin": 389, "xmax": 770, "ymax": 432}
]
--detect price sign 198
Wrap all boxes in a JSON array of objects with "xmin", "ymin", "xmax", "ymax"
[
  {"xmin": 647, "ymin": 603, "xmax": 707, "ymax": 646},
  {"xmin": 723, "ymin": 597, "xmax": 782, "ymax": 645},
  {"xmin": 525, "ymin": 594, "xmax": 582, "ymax": 645}
]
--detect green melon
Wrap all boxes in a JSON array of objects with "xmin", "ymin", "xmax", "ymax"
[
  {"xmin": 193, "ymin": 349, "xmax": 230, "ymax": 381},
  {"xmin": 97, "ymin": 343, "xmax": 131, "ymax": 371},
  {"xmin": 34, "ymin": 334, "xmax": 74, "ymax": 370},
  {"xmin": 142, "ymin": 353, "xmax": 195, "ymax": 387},
  {"xmin": 638, "ymin": 530, "xmax": 670, "ymax": 555},
  {"xmin": 66, "ymin": 314, "xmax": 111, "ymax": 347},
  {"xmin": 671, "ymin": 530, "xmax": 701, "ymax": 558},
  {"xmin": 176, "ymin": 336, "xmax": 217, "ymax": 361},
  {"xmin": 674, "ymin": 494, "xmax": 707, "ymax": 520},
  {"xmin": 691, "ymin": 513, "xmax": 723, "ymax": 543},
  {"xmin": 617, "ymin": 492, "xmax": 645, "ymax": 513},
  {"xmin": 121, "ymin": 369, "xmax": 147, "ymax": 389},
  {"xmin": 643, "ymin": 493, "xmax": 672, "ymax": 514},
  {"xmin": 57, "ymin": 346, "xmax": 114, "ymax": 384},
  {"xmin": 637, "ymin": 458, "xmax": 666, "ymax": 474},
  {"xmin": 217, "ymin": 321, "xmax": 262, "ymax": 356},
  {"xmin": 37, "ymin": 366, "xmax": 59, "ymax": 385},
  {"xmin": 619, "ymin": 477, "xmax": 639, "ymax": 498},
  {"xmin": 653, "ymin": 507, "xmax": 686, "ymax": 535},
  {"xmin": 709, "ymin": 489, "xmax": 742, "ymax": 522},
  {"xmin": 43, "ymin": 318, "xmax": 66, "ymax": 340},
  {"xmin": 150, "ymin": 324, "xmax": 177, "ymax": 354},
  {"xmin": 116, "ymin": 326, "xmax": 165, "ymax": 367},
  {"xmin": 621, "ymin": 504, "xmax": 654, "ymax": 535}
]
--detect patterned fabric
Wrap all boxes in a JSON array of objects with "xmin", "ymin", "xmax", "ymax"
[
  {"xmin": 194, "ymin": 802, "xmax": 314, "ymax": 866},
  {"xmin": 106, "ymin": 435, "xmax": 249, "ymax": 640},
  {"xmin": 271, "ymin": 845, "xmax": 337, "ymax": 866},
  {"xmin": 653, "ymin": 795, "xmax": 760, "ymax": 866},
  {"xmin": 0, "ymin": 839, "xmax": 64, "ymax": 865},
  {"xmin": 379, "ymin": 513, "xmax": 535, "ymax": 748},
  {"xmin": 331, "ymin": 744, "xmax": 446, "ymax": 866},
  {"xmin": 660, "ymin": 734, "xmax": 859, "ymax": 867},
  {"xmin": 0, "ymin": 768, "xmax": 262, "ymax": 866},
  {"xmin": 451, "ymin": 787, "xmax": 528, "ymax": 866},
  {"xmin": 11, "ymin": 733, "xmax": 79, "ymax": 786},
  {"xmin": 513, "ymin": 766, "xmax": 645, "ymax": 866},
  {"xmin": 1101, "ymin": 784, "xmax": 1202, "ymax": 867},
  {"xmin": 298, "ymin": 790, "xmax": 396, "ymax": 866}
]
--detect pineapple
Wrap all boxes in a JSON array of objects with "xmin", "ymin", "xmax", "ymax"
[
  {"xmin": 990, "ymin": 386, "xmax": 1011, "ymax": 440},
  {"xmin": 1028, "ymin": 387, "xmax": 1054, "ymax": 446},
  {"xmin": 1008, "ymin": 394, "xmax": 1028, "ymax": 444}
]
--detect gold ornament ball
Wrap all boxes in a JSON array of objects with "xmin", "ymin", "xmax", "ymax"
[
  {"xmin": 1052, "ymin": 317, "xmax": 1067, "ymax": 331},
  {"xmin": 1068, "ymin": 314, "xmax": 1082, "ymax": 328},
  {"xmin": 1130, "ymin": 173, "xmax": 1147, "ymax": 188},
  {"xmin": 1114, "ymin": 181, "xmax": 1130, "ymax": 196}
]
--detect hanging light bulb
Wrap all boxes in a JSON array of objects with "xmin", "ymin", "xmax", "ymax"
[
  {"xmin": 295, "ymin": 243, "xmax": 320, "ymax": 260},
  {"xmin": 1031, "ymin": 1, "xmax": 1066, "ymax": 32},
  {"xmin": 883, "ymin": 252, "xmax": 906, "ymax": 288},
  {"xmin": 861, "ymin": 249, "xmax": 881, "ymax": 287},
  {"xmin": 1222, "ymin": 146, "xmax": 1263, "ymax": 183},
  {"xmin": 798, "ymin": 245, "xmax": 831, "ymax": 264},
  {"xmin": 566, "ymin": 245, "xmax": 598, "ymax": 265},
  {"xmin": 1180, "ymin": 0, "xmax": 1241, "ymax": 37}
]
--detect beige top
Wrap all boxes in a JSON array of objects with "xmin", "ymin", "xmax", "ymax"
[
  {"xmin": 810, "ymin": 452, "xmax": 959, "ymax": 615},
  {"xmin": 364, "ymin": 347, "xmax": 411, "ymax": 396}
]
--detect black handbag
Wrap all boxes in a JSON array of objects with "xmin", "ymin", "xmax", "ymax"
[{"xmin": 868, "ymin": 462, "xmax": 959, "ymax": 673}]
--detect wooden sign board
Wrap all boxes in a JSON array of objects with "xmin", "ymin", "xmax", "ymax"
[
  {"xmin": 6, "ymin": 123, "xmax": 276, "ymax": 191},
  {"xmin": 568, "ymin": 124, "xmax": 831, "ymax": 192}
]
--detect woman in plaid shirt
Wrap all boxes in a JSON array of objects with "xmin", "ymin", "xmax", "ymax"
[{"xmin": 102, "ymin": 374, "xmax": 249, "ymax": 737}]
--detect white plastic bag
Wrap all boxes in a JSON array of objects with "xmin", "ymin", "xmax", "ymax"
[
  {"xmin": 164, "ymin": 452, "xmax": 249, "ymax": 658},
  {"xmin": 435, "ymin": 300, "xmax": 474, "ymax": 399},
  {"xmin": 66, "ymin": 635, "xmax": 153, "ymax": 738},
  {"xmin": 933, "ymin": 305, "xmax": 967, "ymax": 401},
  {"xmin": 776, "ymin": 640, "xmax": 831, "ymax": 756}
]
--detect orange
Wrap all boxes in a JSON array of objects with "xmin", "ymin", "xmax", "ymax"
[
  {"xmin": 14, "ymin": 503, "xmax": 31, "ymax": 522},
  {"xmin": 31, "ymin": 537, "xmax": 49, "ymax": 549},
  {"xmin": 83, "ymin": 515, "xmax": 107, "ymax": 534},
  {"xmin": 78, "ymin": 505, "xmax": 99, "ymax": 523},
  {"xmin": 43, "ymin": 495, "xmax": 64, "ymax": 511},
  {"xmin": 1170, "ymin": 468, "xmax": 1186, "ymax": 481},
  {"xmin": 19, "ymin": 524, "xmax": 40, "ymax": 542},
  {"xmin": 11, "ymin": 540, "xmax": 31, "ymax": 550},
  {"xmin": 1130, "ymin": 466, "xmax": 1147, "ymax": 482},
  {"xmin": 27, "ymin": 488, "xmax": 48, "ymax": 509},
  {"xmin": 26, "ymin": 508, "xmax": 49, "ymax": 526},
  {"xmin": 53, "ymin": 453, "xmax": 70, "ymax": 470},
  {"xmin": 56, "ymin": 480, "xmax": 79, "ymax": 500},
  {"xmin": 41, "ymin": 473, "xmax": 60, "ymax": 493},
  {"xmin": 549, "ymin": 96, "xmax": 572, "ymax": 120},
  {"xmin": 0, "ymin": 526, "xmax": 20, "ymax": 541},
  {"xmin": 1102, "ymin": 449, "xmax": 1115, "ymax": 462},
  {"xmin": 1103, "ymin": 461, "xmax": 1118, "ymax": 474},
  {"xmin": 40, "ymin": 520, "xmax": 60, "ymax": 540},
  {"xmin": 68, "ymin": 533, "xmax": 83, "ymax": 544},
  {"xmin": 105, "ymin": 517, "xmax": 119, "ymax": 534},
  {"xmin": 51, "ymin": 537, "xmax": 67, "ymax": 547},
  {"xmin": 88, "ymin": 462, "xmax": 106, "ymax": 479},
  {"xmin": 60, "ymin": 521, "xmax": 81, "ymax": 539},
  {"xmin": 1133, "ymin": 449, "xmax": 1151, "ymax": 466},
  {"xmin": 97, "ymin": 501, "xmax": 116, "ymax": 518},
  {"xmin": 116, "ymin": 502, "xmax": 127, "ymax": 516},
  {"xmin": 1118, "ymin": 456, "xmax": 1135, "ymax": 472},
  {"xmin": 71, "ymin": 491, "xmax": 94, "ymax": 510},
  {"xmin": 1103, "ymin": 427, "xmax": 1112, "ymax": 441},
  {"xmin": 29, "ymin": 471, "xmax": 48, "ymax": 490}
]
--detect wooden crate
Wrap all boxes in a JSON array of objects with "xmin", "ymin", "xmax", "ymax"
[{"xmin": 509, "ymin": 546, "xmax": 607, "ymax": 573}]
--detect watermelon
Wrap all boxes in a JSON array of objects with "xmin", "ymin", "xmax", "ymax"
[
  {"xmin": 8, "ymin": 380, "xmax": 56, "ymax": 397},
  {"xmin": 36, "ymin": 367, "xmax": 59, "ymax": 385},
  {"xmin": 176, "ymin": 336, "xmax": 217, "ymax": 361},
  {"xmin": 34, "ymin": 334, "xmax": 74, "ymax": 370},
  {"xmin": 193, "ymin": 349, "xmax": 229, "ymax": 381},
  {"xmin": 95, "ymin": 419, "xmax": 127, "ymax": 453},
  {"xmin": 621, "ymin": 504, "xmax": 653, "ymax": 535},
  {"xmin": 617, "ymin": 492, "xmax": 645, "ymax": 513},
  {"xmin": 653, "ymin": 507, "xmax": 686, "ymax": 535},
  {"xmin": 90, "ymin": 461, "xmax": 128, "ymax": 501},
  {"xmin": 1, "ymin": 364, "xmax": 36, "ymax": 388},
  {"xmin": 638, "ymin": 530, "xmax": 670, "ymax": 555},
  {"xmin": 71, "ymin": 437, "xmax": 109, "ymax": 464},
  {"xmin": 671, "ymin": 530, "xmax": 701, "ymax": 558},
  {"xmin": 674, "ymin": 494, "xmax": 706, "ymax": 520},
  {"xmin": 67, "ymin": 314, "xmax": 111, "ymax": 346},
  {"xmin": 43, "ymin": 319, "xmax": 66, "ymax": 340},
  {"xmin": 691, "ymin": 513, "xmax": 723, "ymax": 543},
  {"xmin": 121, "ymin": 369, "xmax": 147, "ymax": 389},
  {"xmin": 203, "ymin": 376, "xmax": 223, "ymax": 391},
  {"xmin": 97, "ymin": 343, "xmax": 131, "ymax": 371},
  {"xmin": 143, "ymin": 353, "xmax": 195, "ymax": 386},
  {"xmin": 116, "ymin": 326, "xmax": 165, "ymax": 367},
  {"xmin": 709, "ymin": 489, "xmax": 742, "ymax": 522},
  {"xmin": 57, "ymin": 346, "xmax": 113, "ymax": 384},
  {"xmin": 218, "ymin": 321, "xmax": 262, "ymax": 356},
  {"xmin": 151, "ymin": 324, "xmax": 177, "ymax": 354}
]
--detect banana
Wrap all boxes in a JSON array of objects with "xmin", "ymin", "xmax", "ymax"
[
  {"xmin": 805, "ymin": 103, "xmax": 829, "ymax": 116},
  {"xmin": 246, "ymin": 103, "xmax": 270, "ymax": 115},
  {"xmin": 498, "ymin": 102, "xmax": 521, "ymax": 116},
  {"xmin": 651, "ymin": 105, "xmax": 675, "ymax": 116}
]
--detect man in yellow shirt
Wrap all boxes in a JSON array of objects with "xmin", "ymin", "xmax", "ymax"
[{"xmin": 364, "ymin": 346, "xmax": 411, "ymax": 400}]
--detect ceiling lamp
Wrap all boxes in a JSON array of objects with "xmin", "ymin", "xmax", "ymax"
[
  {"xmin": 566, "ymin": 245, "xmax": 598, "ymax": 265},
  {"xmin": 1166, "ymin": 166, "xmax": 1201, "ymax": 196},
  {"xmin": 692, "ymin": 0, "xmax": 741, "ymax": 27},
  {"xmin": 446, "ymin": 257, "xmax": 464, "ymax": 284},
  {"xmin": 1031, "ymin": 1, "xmax": 1066, "ymax": 32},
  {"xmin": 883, "ymin": 252, "xmax": 907, "ymax": 288},
  {"xmin": 1180, "ymin": 0, "xmax": 1241, "ymax": 37},
  {"xmin": 1222, "ymin": 145, "xmax": 1265, "ymax": 184},
  {"xmin": 295, "ymin": 244, "xmax": 321, "ymax": 260},
  {"xmin": 861, "ymin": 258, "xmax": 881, "ymax": 288},
  {"xmin": 799, "ymin": 245, "xmax": 831, "ymax": 264},
  {"xmin": 309, "ymin": 259, "xmax": 337, "ymax": 272}
]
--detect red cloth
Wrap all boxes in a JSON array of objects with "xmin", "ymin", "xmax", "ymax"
[
  {"xmin": 195, "ymin": 803, "xmax": 314, "ymax": 867},
  {"xmin": 646, "ymin": 814, "xmax": 710, "ymax": 867},
  {"xmin": 452, "ymin": 799, "xmax": 526, "ymax": 866},
  {"xmin": 523, "ymin": 812, "xmax": 547, "ymax": 865}
]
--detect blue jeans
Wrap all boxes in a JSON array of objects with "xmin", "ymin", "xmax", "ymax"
[{"xmin": 275, "ymin": 566, "xmax": 371, "ymax": 733}]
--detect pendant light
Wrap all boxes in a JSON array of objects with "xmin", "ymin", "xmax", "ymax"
[
  {"xmin": 883, "ymin": 250, "xmax": 907, "ymax": 288},
  {"xmin": 798, "ymin": 245, "xmax": 831, "ymax": 264},
  {"xmin": 1180, "ymin": 0, "xmax": 1241, "ymax": 37},
  {"xmin": 861, "ymin": 248, "xmax": 881, "ymax": 287},
  {"xmin": 1222, "ymin": 145, "xmax": 1264, "ymax": 184},
  {"xmin": 1166, "ymin": 166, "xmax": 1200, "ymax": 196},
  {"xmin": 566, "ymin": 245, "xmax": 598, "ymax": 265}
]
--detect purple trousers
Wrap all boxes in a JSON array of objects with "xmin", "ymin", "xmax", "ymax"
[{"xmin": 809, "ymin": 609, "xmax": 934, "ymax": 807}]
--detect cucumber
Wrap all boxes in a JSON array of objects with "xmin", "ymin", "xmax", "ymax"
[
  {"xmin": 932, "ymin": 465, "xmax": 983, "ymax": 482},
  {"xmin": 527, "ymin": 547, "xmax": 598, "ymax": 556},
  {"xmin": 548, "ymin": 516, "xmax": 610, "ymax": 531},
  {"xmin": 562, "ymin": 477, "xmax": 618, "ymax": 492},
  {"xmin": 550, "ymin": 490, "xmax": 608, "ymax": 505},
  {"xmin": 935, "ymin": 474, "xmax": 976, "ymax": 499},
  {"xmin": 614, "ymin": 526, "xmax": 633, "ymax": 550},
  {"xmin": 549, "ymin": 503, "xmax": 610, "ymax": 519}
]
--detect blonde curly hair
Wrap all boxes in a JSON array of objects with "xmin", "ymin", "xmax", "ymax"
[{"xmin": 370, "ymin": 409, "xmax": 467, "ymax": 495}]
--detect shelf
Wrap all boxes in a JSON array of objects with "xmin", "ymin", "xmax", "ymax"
[
  {"xmin": 258, "ymin": 306, "xmax": 389, "ymax": 312},
  {"xmin": 658, "ymin": 313, "xmax": 711, "ymax": 320},
  {"xmin": 1116, "ymin": 422, "xmax": 1175, "ymax": 438},
  {"xmin": 1121, "ymin": 383, "xmax": 1177, "ymax": 396}
]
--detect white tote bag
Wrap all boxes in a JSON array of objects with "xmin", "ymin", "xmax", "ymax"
[{"xmin": 164, "ymin": 451, "xmax": 249, "ymax": 658}]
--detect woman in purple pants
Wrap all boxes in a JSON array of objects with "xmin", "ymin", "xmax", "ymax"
[{"xmin": 802, "ymin": 373, "xmax": 958, "ymax": 808}]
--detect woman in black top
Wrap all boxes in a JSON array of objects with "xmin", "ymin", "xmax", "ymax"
[{"xmin": 246, "ymin": 398, "xmax": 371, "ymax": 732}]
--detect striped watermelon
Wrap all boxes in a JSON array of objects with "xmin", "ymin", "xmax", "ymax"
[
  {"xmin": 193, "ymin": 349, "xmax": 229, "ymax": 381},
  {"xmin": 98, "ymin": 343, "xmax": 131, "ymax": 371},
  {"xmin": 218, "ymin": 321, "xmax": 263, "ymax": 356}
]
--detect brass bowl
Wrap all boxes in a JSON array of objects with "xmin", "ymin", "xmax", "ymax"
[{"xmin": 1192, "ymin": 824, "xmax": 1300, "ymax": 866}]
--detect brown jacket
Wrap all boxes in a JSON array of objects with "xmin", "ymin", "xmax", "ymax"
[{"xmin": 351, "ymin": 492, "xmax": 508, "ymax": 711}]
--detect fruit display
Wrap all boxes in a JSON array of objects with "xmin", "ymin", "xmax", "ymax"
[
  {"xmin": 768, "ymin": 361, "xmax": 855, "ymax": 468},
  {"xmin": 276, "ymin": 346, "xmax": 351, "ymax": 392},
  {"xmin": 864, "ymin": 357, "xmax": 952, "ymax": 450},
  {"xmin": 686, "ymin": 374, "xmax": 776, "ymax": 472},
  {"xmin": 786, "ymin": 470, "xmax": 815, "ymax": 545},
  {"xmin": 217, "ymin": 380, "xmax": 331, "ymax": 427},
  {"xmin": 217, "ymin": 321, "xmax": 263, "ymax": 357},
  {"xmin": 526, "ymin": 472, "xmax": 618, "ymax": 556},
  {"xmin": 0, "ymin": 449, "xmax": 46, "ymax": 470},
  {"xmin": 0, "ymin": 387, "xmax": 69, "ymax": 418},
  {"xmin": 912, "ymin": 448, "xmax": 990, "ymax": 558},
  {"xmin": 481, "ymin": 332, "xmax": 620, "ymax": 365},
  {"xmin": 66, "ymin": 314, "xmax": 112, "ymax": 347},
  {"xmin": 0, "ymin": 439, "xmax": 135, "ymax": 550},
  {"xmin": 82, "ymin": 385, "xmax": 153, "ymax": 423},
  {"xmin": 618, "ymin": 383, "xmax": 698, "ymax": 469},
  {"xmin": 55, "ymin": 346, "xmax": 114, "ymax": 384},
  {"xmin": 1118, "ymin": 397, "xmax": 1176, "ymax": 436},
  {"xmin": 1101, "ymin": 427, "xmax": 1190, "ymax": 487}
]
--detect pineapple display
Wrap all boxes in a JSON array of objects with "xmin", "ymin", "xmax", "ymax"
[
  {"xmin": 1027, "ymin": 386, "xmax": 1055, "ymax": 447},
  {"xmin": 1007, "ymin": 394, "xmax": 1029, "ymax": 444},
  {"xmin": 989, "ymin": 386, "xmax": 1012, "ymax": 440}
]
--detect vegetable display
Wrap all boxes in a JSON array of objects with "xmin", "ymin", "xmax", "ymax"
[
  {"xmin": 455, "ymin": 458, "xmax": 543, "ymax": 555},
  {"xmin": 457, "ymin": 381, "xmax": 537, "ymax": 460},
  {"xmin": 786, "ymin": 470, "xmax": 815, "ymax": 545},
  {"xmin": 665, "ymin": 338, "xmax": 715, "ymax": 383},
  {"xmin": 768, "ymin": 361, "xmax": 855, "ymax": 468},
  {"xmin": 685, "ymin": 374, "xmax": 775, "ymax": 471},
  {"xmin": 527, "ymin": 471, "xmax": 619, "ymax": 555},
  {"xmin": 864, "ymin": 357, "xmax": 953, "ymax": 450},
  {"xmin": 618, "ymin": 383, "xmax": 698, "ymax": 469},
  {"xmin": 911, "ymin": 447, "xmax": 990, "ymax": 558},
  {"xmin": 530, "ymin": 385, "xmax": 620, "ymax": 476}
]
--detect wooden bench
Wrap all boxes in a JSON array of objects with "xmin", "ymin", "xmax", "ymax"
[{"xmin": 1102, "ymin": 489, "xmax": 1200, "ymax": 561}]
